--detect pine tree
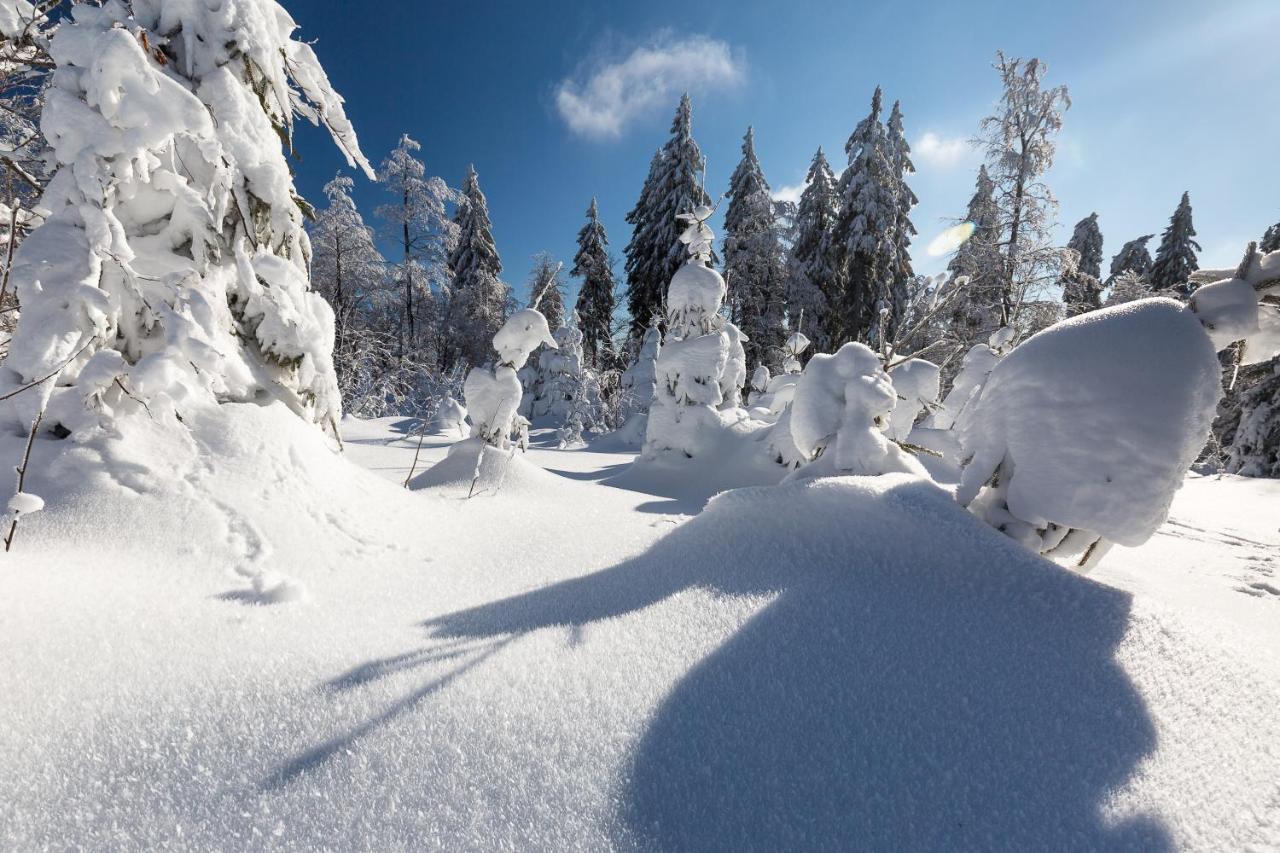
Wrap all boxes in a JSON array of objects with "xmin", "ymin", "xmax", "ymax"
[
  {"xmin": 375, "ymin": 134, "xmax": 458, "ymax": 363},
  {"xmin": 571, "ymin": 198, "xmax": 617, "ymax": 370},
  {"xmin": 977, "ymin": 53, "xmax": 1070, "ymax": 324},
  {"xmin": 788, "ymin": 147, "xmax": 839, "ymax": 350},
  {"xmin": 724, "ymin": 127, "xmax": 787, "ymax": 370},
  {"xmin": 1060, "ymin": 212, "xmax": 1103, "ymax": 316},
  {"xmin": 1150, "ymin": 191, "xmax": 1200, "ymax": 295},
  {"xmin": 527, "ymin": 252, "xmax": 565, "ymax": 332},
  {"xmin": 448, "ymin": 164, "xmax": 508, "ymax": 368},
  {"xmin": 1262, "ymin": 222, "xmax": 1280, "ymax": 253},
  {"xmin": 309, "ymin": 174, "xmax": 388, "ymax": 403},
  {"xmin": 947, "ymin": 165, "xmax": 1004, "ymax": 343},
  {"xmin": 825, "ymin": 87, "xmax": 898, "ymax": 345},
  {"xmin": 3, "ymin": 0, "xmax": 372, "ymax": 438},
  {"xmin": 623, "ymin": 93, "xmax": 712, "ymax": 345},
  {"xmin": 885, "ymin": 99, "xmax": 918, "ymax": 336},
  {"xmin": 1107, "ymin": 234, "xmax": 1155, "ymax": 286}
]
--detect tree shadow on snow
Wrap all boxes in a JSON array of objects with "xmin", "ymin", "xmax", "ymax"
[{"xmin": 422, "ymin": 476, "xmax": 1171, "ymax": 852}]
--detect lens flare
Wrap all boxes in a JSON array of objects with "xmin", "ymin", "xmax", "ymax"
[{"xmin": 926, "ymin": 221, "xmax": 976, "ymax": 257}]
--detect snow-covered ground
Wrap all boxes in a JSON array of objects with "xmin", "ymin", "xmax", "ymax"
[{"xmin": 1, "ymin": 406, "xmax": 1277, "ymax": 851}]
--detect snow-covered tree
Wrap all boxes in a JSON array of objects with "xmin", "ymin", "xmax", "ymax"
[
  {"xmin": 464, "ymin": 308, "xmax": 556, "ymax": 449},
  {"xmin": 309, "ymin": 174, "xmax": 389, "ymax": 406},
  {"xmin": 884, "ymin": 99, "xmax": 918, "ymax": 334},
  {"xmin": 1104, "ymin": 269, "xmax": 1154, "ymax": 306},
  {"xmin": 724, "ymin": 127, "xmax": 786, "ymax": 371},
  {"xmin": 1107, "ymin": 234, "xmax": 1154, "ymax": 287},
  {"xmin": 825, "ymin": 87, "xmax": 898, "ymax": 345},
  {"xmin": 947, "ymin": 165, "xmax": 1004, "ymax": 346},
  {"xmin": 619, "ymin": 315, "xmax": 660, "ymax": 421},
  {"xmin": 448, "ymin": 164, "xmax": 508, "ymax": 368},
  {"xmin": 571, "ymin": 197, "xmax": 616, "ymax": 370},
  {"xmin": 1262, "ymin": 221, "xmax": 1280, "ymax": 253},
  {"xmin": 787, "ymin": 147, "xmax": 839, "ymax": 350},
  {"xmin": 1, "ymin": 0, "xmax": 373, "ymax": 440},
  {"xmin": 624, "ymin": 93, "xmax": 711, "ymax": 345},
  {"xmin": 375, "ymin": 134, "xmax": 458, "ymax": 364},
  {"xmin": 977, "ymin": 52, "xmax": 1071, "ymax": 325},
  {"xmin": 1150, "ymin": 191, "xmax": 1200, "ymax": 295},
  {"xmin": 530, "ymin": 314, "xmax": 602, "ymax": 447},
  {"xmin": 1060, "ymin": 212, "xmax": 1103, "ymax": 316},
  {"xmin": 527, "ymin": 252, "xmax": 565, "ymax": 332},
  {"xmin": 1226, "ymin": 358, "xmax": 1279, "ymax": 477}
]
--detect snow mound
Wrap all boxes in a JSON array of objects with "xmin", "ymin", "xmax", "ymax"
[
  {"xmin": 958, "ymin": 298, "xmax": 1221, "ymax": 548},
  {"xmin": 408, "ymin": 437, "xmax": 564, "ymax": 497}
]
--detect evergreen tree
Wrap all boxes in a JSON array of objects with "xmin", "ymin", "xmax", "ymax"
[
  {"xmin": 1262, "ymin": 221, "xmax": 1280, "ymax": 253},
  {"xmin": 948, "ymin": 165, "xmax": 1004, "ymax": 343},
  {"xmin": 623, "ymin": 93, "xmax": 712, "ymax": 344},
  {"xmin": 825, "ymin": 87, "xmax": 898, "ymax": 345},
  {"xmin": 788, "ymin": 147, "xmax": 839, "ymax": 350},
  {"xmin": 310, "ymin": 174, "xmax": 388, "ymax": 402},
  {"xmin": 1150, "ymin": 191, "xmax": 1200, "ymax": 295},
  {"xmin": 571, "ymin": 197, "xmax": 617, "ymax": 370},
  {"xmin": 977, "ymin": 53, "xmax": 1070, "ymax": 324},
  {"xmin": 448, "ymin": 165, "xmax": 508, "ymax": 368},
  {"xmin": 1060, "ymin": 212, "xmax": 1104, "ymax": 316},
  {"xmin": 527, "ymin": 252, "xmax": 565, "ymax": 332},
  {"xmin": 1107, "ymin": 234, "xmax": 1154, "ymax": 286},
  {"xmin": 885, "ymin": 99, "xmax": 918, "ymax": 335},
  {"xmin": 375, "ymin": 134, "xmax": 458, "ymax": 363},
  {"xmin": 724, "ymin": 127, "xmax": 787, "ymax": 370}
]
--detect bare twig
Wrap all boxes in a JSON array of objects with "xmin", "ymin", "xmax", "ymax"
[
  {"xmin": 0, "ymin": 335, "xmax": 95, "ymax": 403},
  {"xmin": 4, "ymin": 404, "xmax": 43, "ymax": 551}
]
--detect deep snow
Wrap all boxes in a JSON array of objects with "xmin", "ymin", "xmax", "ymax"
[{"xmin": 0, "ymin": 405, "xmax": 1277, "ymax": 851}]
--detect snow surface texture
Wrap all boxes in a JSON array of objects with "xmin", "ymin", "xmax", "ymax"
[
  {"xmin": 2, "ymin": 408, "xmax": 1278, "ymax": 850},
  {"xmin": 1, "ymin": 0, "xmax": 370, "ymax": 437},
  {"xmin": 957, "ymin": 298, "xmax": 1223, "ymax": 560}
]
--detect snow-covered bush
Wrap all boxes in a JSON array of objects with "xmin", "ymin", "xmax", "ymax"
[
  {"xmin": 530, "ymin": 317, "xmax": 603, "ymax": 447},
  {"xmin": 1, "ymin": 0, "xmax": 372, "ymax": 441},
  {"xmin": 884, "ymin": 358, "xmax": 941, "ymax": 442},
  {"xmin": 925, "ymin": 327, "xmax": 1012, "ymax": 431},
  {"xmin": 785, "ymin": 342, "xmax": 926, "ymax": 480},
  {"xmin": 719, "ymin": 322, "xmax": 748, "ymax": 410},
  {"xmin": 464, "ymin": 309, "xmax": 556, "ymax": 449},
  {"xmin": 956, "ymin": 298, "xmax": 1224, "ymax": 568},
  {"xmin": 749, "ymin": 330, "xmax": 810, "ymax": 420},
  {"xmin": 619, "ymin": 318, "xmax": 660, "ymax": 421}
]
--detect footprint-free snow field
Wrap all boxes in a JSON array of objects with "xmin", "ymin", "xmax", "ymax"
[{"xmin": 1, "ymin": 406, "xmax": 1278, "ymax": 851}]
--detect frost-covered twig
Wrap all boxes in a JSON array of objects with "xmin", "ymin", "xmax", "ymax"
[
  {"xmin": 0, "ymin": 335, "xmax": 94, "ymax": 403},
  {"xmin": 4, "ymin": 403, "xmax": 44, "ymax": 552}
]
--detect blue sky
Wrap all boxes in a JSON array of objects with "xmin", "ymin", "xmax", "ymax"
[{"xmin": 288, "ymin": 0, "xmax": 1280, "ymax": 304}]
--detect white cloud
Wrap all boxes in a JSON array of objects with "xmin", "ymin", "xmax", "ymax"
[
  {"xmin": 772, "ymin": 183, "xmax": 804, "ymax": 205},
  {"xmin": 914, "ymin": 132, "xmax": 971, "ymax": 169},
  {"xmin": 555, "ymin": 35, "xmax": 746, "ymax": 140}
]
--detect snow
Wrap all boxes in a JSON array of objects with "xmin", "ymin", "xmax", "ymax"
[
  {"xmin": 885, "ymin": 356, "xmax": 940, "ymax": 442},
  {"xmin": 957, "ymin": 298, "xmax": 1223, "ymax": 550},
  {"xmin": 6, "ymin": 490, "xmax": 43, "ymax": 515},
  {"xmin": 1, "ymin": 404, "xmax": 1278, "ymax": 850}
]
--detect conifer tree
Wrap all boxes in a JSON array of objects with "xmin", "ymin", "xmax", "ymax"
[
  {"xmin": 825, "ymin": 87, "xmax": 898, "ymax": 345},
  {"xmin": 1262, "ymin": 222, "xmax": 1280, "ymax": 253},
  {"xmin": 724, "ymin": 127, "xmax": 787, "ymax": 370},
  {"xmin": 623, "ymin": 94, "xmax": 711, "ymax": 345},
  {"xmin": 1060, "ymin": 212, "xmax": 1104, "ymax": 316},
  {"xmin": 527, "ymin": 252, "xmax": 565, "ymax": 332},
  {"xmin": 1107, "ymin": 235, "xmax": 1155, "ymax": 286},
  {"xmin": 571, "ymin": 198, "xmax": 617, "ymax": 370},
  {"xmin": 448, "ymin": 165, "xmax": 508, "ymax": 368},
  {"xmin": 788, "ymin": 147, "xmax": 839, "ymax": 350},
  {"xmin": 948, "ymin": 164, "xmax": 1004, "ymax": 343},
  {"xmin": 1150, "ymin": 191, "xmax": 1200, "ymax": 295},
  {"xmin": 885, "ymin": 100, "xmax": 918, "ymax": 335},
  {"xmin": 375, "ymin": 134, "xmax": 458, "ymax": 363}
]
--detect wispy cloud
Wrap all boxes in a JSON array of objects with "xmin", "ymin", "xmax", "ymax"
[
  {"xmin": 772, "ymin": 183, "xmax": 804, "ymax": 204},
  {"xmin": 915, "ymin": 132, "xmax": 971, "ymax": 169},
  {"xmin": 555, "ymin": 35, "xmax": 746, "ymax": 140}
]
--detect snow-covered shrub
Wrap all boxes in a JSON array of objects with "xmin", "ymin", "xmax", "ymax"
[
  {"xmin": 785, "ymin": 342, "xmax": 926, "ymax": 480},
  {"xmin": 530, "ymin": 318, "xmax": 603, "ymax": 447},
  {"xmin": 884, "ymin": 358, "xmax": 941, "ymax": 442},
  {"xmin": 619, "ymin": 318, "xmax": 660, "ymax": 422},
  {"xmin": 749, "ymin": 330, "xmax": 810, "ymax": 420},
  {"xmin": 1, "ymin": 0, "xmax": 372, "ymax": 440},
  {"xmin": 719, "ymin": 322, "xmax": 748, "ymax": 411},
  {"xmin": 464, "ymin": 309, "xmax": 556, "ymax": 449},
  {"xmin": 747, "ymin": 365, "xmax": 770, "ymax": 407},
  {"xmin": 925, "ymin": 327, "xmax": 1012, "ymax": 431},
  {"xmin": 428, "ymin": 395, "xmax": 468, "ymax": 438},
  {"xmin": 956, "ymin": 298, "xmax": 1224, "ymax": 568}
]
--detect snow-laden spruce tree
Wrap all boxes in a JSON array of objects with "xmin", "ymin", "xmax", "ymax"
[
  {"xmin": 619, "ymin": 315, "xmax": 660, "ymax": 422},
  {"xmin": 1106, "ymin": 234, "xmax": 1154, "ymax": 288},
  {"xmin": 1150, "ymin": 192, "xmax": 1200, "ymax": 295},
  {"xmin": 1060, "ymin": 212, "xmax": 1103, "ymax": 316},
  {"xmin": 723, "ymin": 127, "xmax": 786, "ymax": 371},
  {"xmin": 623, "ymin": 93, "xmax": 711, "ymax": 346},
  {"xmin": 1104, "ymin": 270, "xmax": 1154, "ymax": 307},
  {"xmin": 947, "ymin": 165, "xmax": 1003, "ymax": 349},
  {"xmin": 527, "ymin": 252, "xmax": 565, "ymax": 334},
  {"xmin": 1262, "ymin": 222, "xmax": 1280, "ymax": 253},
  {"xmin": 530, "ymin": 314, "xmax": 602, "ymax": 447},
  {"xmin": 447, "ymin": 164, "xmax": 508, "ymax": 368},
  {"xmin": 787, "ymin": 147, "xmax": 839, "ymax": 350},
  {"xmin": 375, "ymin": 134, "xmax": 458, "ymax": 365},
  {"xmin": 571, "ymin": 198, "xmax": 617, "ymax": 370},
  {"xmin": 825, "ymin": 87, "xmax": 898, "ymax": 345},
  {"xmin": 977, "ymin": 53, "xmax": 1070, "ymax": 325},
  {"xmin": 884, "ymin": 99, "xmax": 918, "ymax": 335},
  {"xmin": 309, "ymin": 174, "xmax": 390, "ymax": 411},
  {"xmin": 642, "ymin": 205, "xmax": 737, "ymax": 461},
  {"xmin": 1, "ymin": 0, "xmax": 373, "ymax": 440},
  {"xmin": 463, "ymin": 308, "xmax": 556, "ymax": 449}
]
